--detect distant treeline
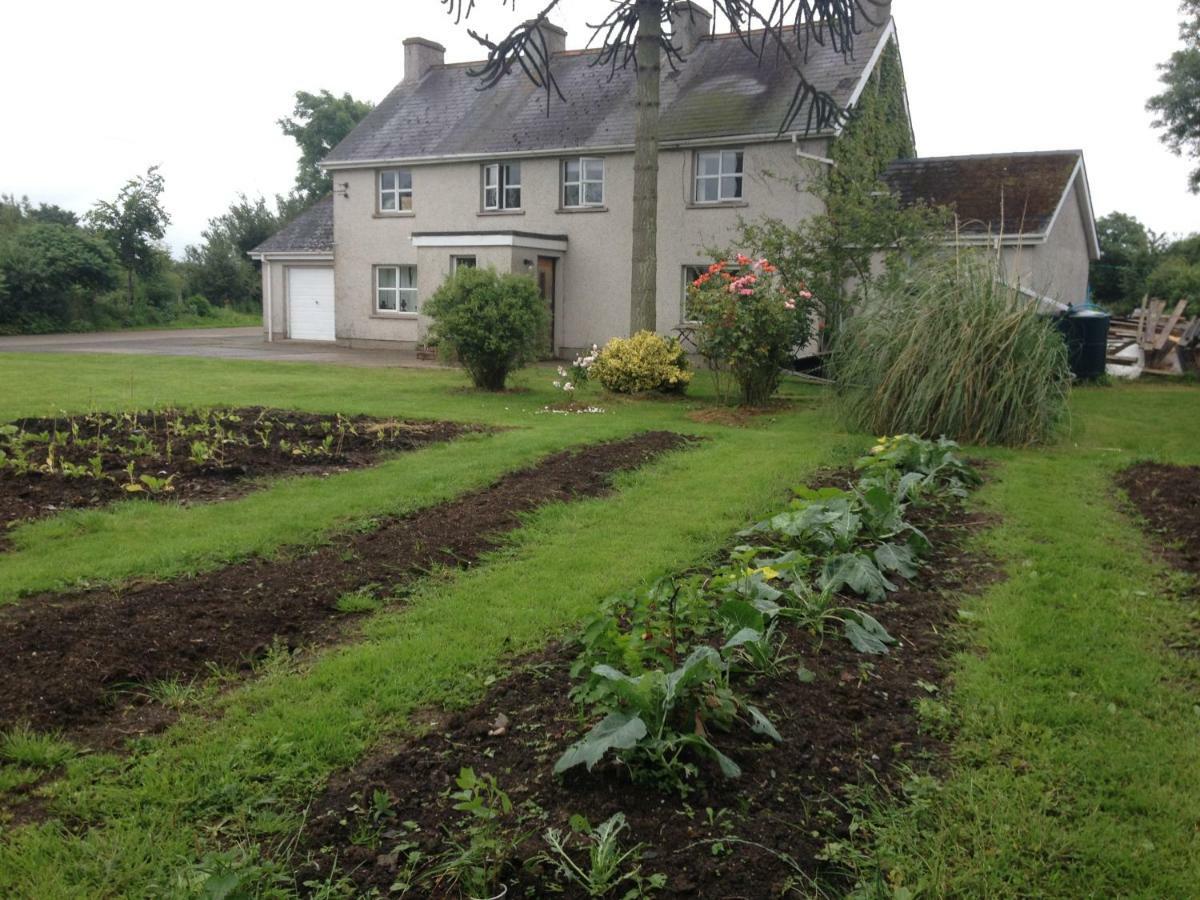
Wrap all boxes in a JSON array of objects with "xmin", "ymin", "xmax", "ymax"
[
  {"xmin": 0, "ymin": 89, "xmax": 372, "ymax": 335},
  {"xmin": 1091, "ymin": 212, "xmax": 1200, "ymax": 317}
]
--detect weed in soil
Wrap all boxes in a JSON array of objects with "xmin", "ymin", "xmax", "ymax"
[
  {"xmin": 290, "ymin": 483, "xmax": 997, "ymax": 898},
  {"xmin": 0, "ymin": 432, "xmax": 695, "ymax": 745},
  {"xmin": 0, "ymin": 407, "xmax": 475, "ymax": 543}
]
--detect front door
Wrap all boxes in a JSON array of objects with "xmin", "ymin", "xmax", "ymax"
[{"xmin": 537, "ymin": 256, "xmax": 556, "ymax": 357}]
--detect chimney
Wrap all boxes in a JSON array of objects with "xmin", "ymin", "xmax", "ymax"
[
  {"xmin": 524, "ymin": 19, "xmax": 567, "ymax": 56},
  {"xmin": 862, "ymin": 0, "xmax": 893, "ymax": 27},
  {"xmin": 671, "ymin": 2, "xmax": 713, "ymax": 55},
  {"xmin": 403, "ymin": 37, "xmax": 445, "ymax": 83}
]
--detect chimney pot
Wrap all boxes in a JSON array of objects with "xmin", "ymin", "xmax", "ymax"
[
  {"xmin": 403, "ymin": 37, "xmax": 446, "ymax": 83},
  {"xmin": 670, "ymin": 2, "xmax": 713, "ymax": 55}
]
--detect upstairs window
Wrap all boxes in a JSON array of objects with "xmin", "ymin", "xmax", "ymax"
[
  {"xmin": 376, "ymin": 265, "xmax": 418, "ymax": 314},
  {"xmin": 483, "ymin": 162, "xmax": 522, "ymax": 210},
  {"xmin": 694, "ymin": 150, "xmax": 743, "ymax": 203},
  {"xmin": 379, "ymin": 169, "xmax": 413, "ymax": 212},
  {"xmin": 562, "ymin": 157, "xmax": 605, "ymax": 207}
]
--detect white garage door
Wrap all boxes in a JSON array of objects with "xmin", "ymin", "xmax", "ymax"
[{"xmin": 287, "ymin": 267, "xmax": 335, "ymax": 342}]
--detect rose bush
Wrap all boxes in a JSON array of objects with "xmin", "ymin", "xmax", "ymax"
[{"xmin": 687, "ymin": 254, "xmax": 815, "ymax": 406}]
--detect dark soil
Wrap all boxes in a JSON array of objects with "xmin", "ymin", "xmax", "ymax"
[
  {"xmin": 294, "ymin": 485, "xmax": 998, "ymax": 898},
  {"xmin": 1116, "ymin": 462, "xmax": 1200, "ymax": 580},
  {"xmin": 0, "ymin": 407, "xmax": 474, "ymax": 544},
  {"xmin": 0, "ymin": 431, "xmax": 694, "ymax": 743}
]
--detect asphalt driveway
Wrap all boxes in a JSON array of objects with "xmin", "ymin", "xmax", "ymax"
[{"xmin": 0, "ymin": 327, "xmax": 440, "ymax": 368}]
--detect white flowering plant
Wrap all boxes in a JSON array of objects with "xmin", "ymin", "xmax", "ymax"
[{"xmin": 552, "ymin": 344, "xmax": 599, "ymax": 402}]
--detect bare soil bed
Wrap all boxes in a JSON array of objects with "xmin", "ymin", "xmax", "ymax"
[
  {"xmin": 0, "ymin": 431, "xmax": 694, "ymax": 743},
  {"xmin": 1117, "ymin": 462, "xmax": 1200, "ymax": 580},
  {"xmin": 293, "ymin": 483, "xmax": 997, "ymax": 898},
  {"xmin": 0, "ymin": 407, "xmax": 473, "ymax": 542}
]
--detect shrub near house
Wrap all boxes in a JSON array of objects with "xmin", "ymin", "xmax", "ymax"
[{"xmin": 424, "ymin": 266, "xmax": 549, "ymax": 391}]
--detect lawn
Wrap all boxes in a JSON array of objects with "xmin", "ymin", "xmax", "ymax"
[{"xmin": 0, "ymin": 354, "xmax": 1197, "ymax": 898}]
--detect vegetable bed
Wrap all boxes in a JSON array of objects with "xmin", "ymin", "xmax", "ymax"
[
  {"xmin": 0, "ymin": 407, "xmax": 474, "ymax": 543},
  {"xmin": 290, "ymin": 438, "xmax": 996, "ymax": 898}
]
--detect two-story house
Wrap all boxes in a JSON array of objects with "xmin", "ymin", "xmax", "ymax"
[
  {"xmin": 251, "ymin": 3, "xmax": 901, "ymax": 357},
  {"xmin": 250, "ymin": 3, "xmax": 1099, "ymax": 356}
]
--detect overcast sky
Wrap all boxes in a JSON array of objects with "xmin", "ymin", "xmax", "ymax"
[{"xmin": 2, "ymin": 0, "xmax": 1196, "ymax": 254}]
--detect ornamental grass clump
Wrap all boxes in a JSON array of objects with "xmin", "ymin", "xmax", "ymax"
[
  {"xmin": 589, "ymin": 331, "xmax": 691, "ymax": 395},
  {"xmin": 424, "ymin": 266, "xmax": 548, "ymax": 391},
  {"xmin": 687, "ymin": 254, "xmax": 815, "ymax": 406},
  {"xmin": 831, "ymin": 251, "xmax": 1071, "ymax": 447}
]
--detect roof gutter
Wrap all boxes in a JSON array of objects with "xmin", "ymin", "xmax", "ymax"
[{"xmin": 318, "ymin": 130, "xmax": 836, "ymax": 171}]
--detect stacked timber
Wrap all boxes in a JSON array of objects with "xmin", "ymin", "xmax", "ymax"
[{"xmin": 1107, "ymin": 297, "xmax": 1199, "ymax": 378}]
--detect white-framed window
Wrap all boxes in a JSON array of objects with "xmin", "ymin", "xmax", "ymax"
[
  {"xmin": 378, "ymin": 169, "xmax": 413, "ymax": 212},
  {"xmin": 693, "ymin": 150, "xmax": 744, "ymax": 203},
  {"xmin": 375, "ymin": 265, "xmax": 418, "ymax": 314},
  {"xmin": 681, "ymin": 265, "xmax": 708, "ymax": 322},
  {"xmin": 562, "ymin": 156, "xmax": 605, "ymax": 208},
  {"xmin": 483, "ymin": 162, "xmax": 522, "ymax": 210},
  {"xmin": 451, "ymin": 255, "xmax": 477, "ymax": 273}
]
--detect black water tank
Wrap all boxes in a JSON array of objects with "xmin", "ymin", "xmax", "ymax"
[{"xmin": 1057, "ymin": 306, "xmax": 1111, "ymax": 381}]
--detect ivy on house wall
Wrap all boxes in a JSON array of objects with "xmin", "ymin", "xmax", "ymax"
[{"xmin": 830, "ymin": 41, "xmax": 916, "ymax": 191}]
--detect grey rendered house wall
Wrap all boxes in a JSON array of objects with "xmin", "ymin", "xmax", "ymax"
[
  {"xmin": 324, "ymin": 138, "xmax": 829, "ymax": 354},
  {"xmin": 1000, "ymin": 182, "xmax": 1091, "ymax": 306}
]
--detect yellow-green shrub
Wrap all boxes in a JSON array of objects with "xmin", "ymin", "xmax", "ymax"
[{"xmin": 589, "ymin": 331, "xmax": 691, "ymax": 394}]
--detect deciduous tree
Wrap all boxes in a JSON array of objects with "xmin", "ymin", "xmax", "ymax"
[
  {"xmin": 86, "ymin": 167, "xmax": 170, "ymax": 307},
  {"xmin": 279, "ymin": 90, "xmax": 374, "ymax": 199},
  {"xmin": 1148, "ymin": 1, "xmax": 1200, "ymax": 192}
]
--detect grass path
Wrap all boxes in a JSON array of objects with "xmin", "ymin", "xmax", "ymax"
[
  {"xmin": 0, "ymin": 353, "xmax": 855, "ymax": 897},
  {"xmin": 862, "ymin": 382, "xmax": 1200, "ymax": 897}
]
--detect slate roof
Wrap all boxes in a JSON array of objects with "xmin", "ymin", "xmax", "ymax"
[
  {"xmin": 881, "ymin": 151, "xmax": 1083, "ymax": 237},
  {"xmin": 322, "ymin": 21, "xmax": 892, "ymax": 165},
  {"xmin": 250, "ymin": 195, "xmax": 334, "ymax": 254}
]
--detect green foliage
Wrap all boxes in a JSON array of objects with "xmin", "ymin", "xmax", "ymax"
[
  {"xmin": 560, "ymin": 436, "xmax": 978, "ymax": 791},
  {"xmin": 589, "ymin": 331, "xmax": 691, "ymax": 395},
  {"xmin": 181, "ymin": 194, "xmax": 294, "ymax": 310},
  {"xmin": 0, "ymin": 193, "xmax": 79, "ymax": 229},
  {"xmin": 1090, "ymin": 212, "xmax": 1159, "ymax": 310},
  {"xmin": 278, "ymin": 89, "xmax": 373, "ymax": 199},
  {"xmin": 429, "ymin": 768, "xmax": 527, "ymax": 897},
  {"xmin": 0, "ymin": 223, "xmax": 119, "ymax": 331},
  {"xmin": 730, "ymin": 42, "xmax": 946, "ymax": 352},
  {"xmin": 1147, "ymin": 1, "xmax": 1200, "ymax": 192},
  {"xmin": 425, "ymin": 266, "xmax": 549, "ymax": 391},
  {"xmin": 686, "ymin": 256, "xmax": 812, "ymax": 405},
  {"xmin": 86, "ymin": 166, "xmax": 170, "ymax": 306},
  {"xmin": 1, "ymin": 725, "xmax": 78, "ymax": 770},
  {"xmin": 832, "ymin": 251, "xmax": 1071, "ymax": 447},
  {"xmin": 1146, "ymin": 253, "xmax": 1200, "ymax": 315},
  {"xmin": 539, "ymin": 812, "xmax": 666, "ymax": 897}
]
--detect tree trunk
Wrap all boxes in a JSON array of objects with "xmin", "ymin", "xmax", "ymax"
[
  {"xmin": 126, "ymin": 268, "xmax": 135, "ymax": 309},
  {"xmin": 629, "ymin": 0, "xmax": 662, "ymax": 336}
]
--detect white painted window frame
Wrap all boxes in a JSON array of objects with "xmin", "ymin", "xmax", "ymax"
[
  {"xmin": 693, "ymin": 150, "xmax": 744, "ymax": 203},
  {"xmin": 375, "ymin": 264, "xmax": 418, "ymax": 314},
  {"xmin": 562, "ymin": 156, "xmax": 605, "ymax": 208},
  {"xmin": 378, "ymin": 169, "xmax": 413, "ymax": 212},
  {"xmin": 451, "ymin": 255, "xmax": 477, "ymax": 273},
  {"xmin": 483, "ymin": 162, "xmax": 522, "ymax": 211}
]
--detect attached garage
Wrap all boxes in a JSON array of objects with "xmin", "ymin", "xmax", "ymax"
[
  {"xmin": 249, "ymin": 196, "xmax": 336, "ymax": 343},
  {"xmin": 287, "ymin": 267, "xmax": 335, "ymax": 342}
]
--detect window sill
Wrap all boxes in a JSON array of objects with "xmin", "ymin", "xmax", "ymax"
[
  {"xmin": 373, "ymin": 212, "xmax": 416, "ymax": 219},
  {"xmin": 556, "ymin": 206, "xmax": 609, "ymax": 214},
  {"xmin": 371, "ymin": 312, "xmax": 419, "ymax": 320},
  {"xmin": 477, "ymin": 209, "xmax": 525, "ymax": 217},
  {"xmin": 686, "ymin": 201, "xmax": 749, "ymax": 210}
]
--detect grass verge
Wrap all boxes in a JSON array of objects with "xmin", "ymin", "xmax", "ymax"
[{"xmin": 850, "ymin": 381, "xmax": 1200, "ymax": 897}]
